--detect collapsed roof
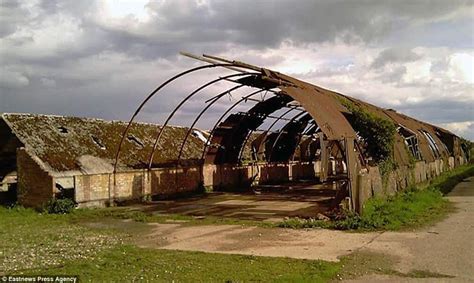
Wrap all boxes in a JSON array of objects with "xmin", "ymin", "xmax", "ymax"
[
  {"xmin": 116, "ymin": 53, "xmax": 463, "ymax": 172},
  {"xmin": 110, "ymin": 52, "xmax": 466, "ymax": 204}
]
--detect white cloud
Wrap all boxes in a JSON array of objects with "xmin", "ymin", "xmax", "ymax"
[
  {"xmin": 447, "ymin": 53, "xmax": 474, "ymax": 84},
  {"xmin": 0, "ymin": 0, "xmax": 472, "ymax": 140},
  {"xmin": 440, "ymin": 121, "xmax": 474, "ymax": 138},
  {"xmin": 403, "ymin": 61, "xmax": 432, "ymax": 83}
]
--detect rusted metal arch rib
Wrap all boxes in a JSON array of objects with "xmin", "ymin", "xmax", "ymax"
[
  {"xmin": 291, "ymin": 120, "xmax": 319, "ymax": 161},
  {"xmin": 176, "ymin": 84, "xmax": 245, "ymax": 164},
  {"xmin": 295, "ymin": 122, "xmax": 320, "ymax": 158},
  {"xmin": 238, "ymin": 107, "xmax": 297, "ymax": 162},
  {"xmin": 238, "ymin": 107, "xmax": 296, "ymax": 162},
  {"xmin": 146, "ymin": 72, "xmax": 259, "ymax": 169},
  {"xmin": 113, "ymin": 63, "xmax": 255, "ymax": 175},
  {"xmin": 200, "ymin": 88, "xmax": 269, "ymax": 160},
  {"xmin": 267, "ymin": 111, "xmax": 310, "ymax": 162}
]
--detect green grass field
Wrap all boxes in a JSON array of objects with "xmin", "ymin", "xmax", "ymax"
[
  {"xmin": 1, "ymin": 164, "xmax": 472, "ymax": 281},
  {"xmin": 0, "ymin": 206, "xmax": 341, "ymax": 282}
]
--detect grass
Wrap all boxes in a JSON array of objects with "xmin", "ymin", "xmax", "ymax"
[
  {"xmin": 0, "ymin": 206, "xmax": 125, "ymax": 273},
  {"xmin": 336, "ymin": 251, "xmax": 453, "ymax": 280},
  {"xmin": 279, "ymin": 164, "xmax": 474, "ymax": 231},
  {"xmin": 23, "ymin": 245, "xmax": 341, "ymax": 282},
  {"xmin": 1, "ymin": 164, "xmax": 472, "ymax": 280},
  {"xmin": 1, "ymin": 186, "xmax": 463, "ymax": 281},
  {"xmin": 0, "ymin": 206, "xmax": 340, "ymax": 282}
]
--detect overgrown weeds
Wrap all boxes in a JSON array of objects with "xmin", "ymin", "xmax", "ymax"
[
  {"xmin": 44, "ymin": 198, "xmax": 76, "ymax": 214},
  {"xmin": 279, "ymin": 164, "xmax": 473, "ymax": 231}
]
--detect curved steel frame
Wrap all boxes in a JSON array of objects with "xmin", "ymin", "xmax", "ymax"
[
  {"xmin": 176, "ymin": 84, "xmax": 245, "ymax": 164},
  {"xmin": 146, "ymin": 72, "xmax": 259, "ymax": 169},
  {"xmin": 113, "ymin": 63, "xmax": 256, "ymax": 174},
  {"xmin": 108, "ymin": 53, "xmax": 379, "ymax": 214},
  {"xmin": 267, "ymin": 112, "xmax": 310, "ymax": 161},
  {"xmin": 200, "ymin": 88, "xmax": 269, "ymax": 160},
  {"xmin": 237, "ymin": 107, "xmax": 295, "ymax": 162}
]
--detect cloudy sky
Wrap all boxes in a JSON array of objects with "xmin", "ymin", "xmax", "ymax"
[{"xmin": 1, "ymin": 0, "xmax": 473, "ymax": 139}]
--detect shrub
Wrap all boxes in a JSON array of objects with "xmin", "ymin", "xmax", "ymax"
[
  {"xmin": 342, "ymin": 101, "xmax": 396, "ymax": 163},
  {"xmin": 44, "ymin": 198, "xmax": 76, "ymax": 214}
]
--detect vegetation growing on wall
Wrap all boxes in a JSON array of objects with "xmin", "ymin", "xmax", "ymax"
[
  {"xmin": 460, "ymin": 137, "xmax": 473, "ymax": 162},
  {"xmin": 279, "ymin": 164, "xmax": 474, "ymax": 231},
  {"xmin": 339, "ymin": 98, "xmax": 397, "ymax": 174}
]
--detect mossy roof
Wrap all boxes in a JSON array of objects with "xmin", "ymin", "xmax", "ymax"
[{"xmin": 1, "ymin": 113, "xmax": 212, "ymax": 173}]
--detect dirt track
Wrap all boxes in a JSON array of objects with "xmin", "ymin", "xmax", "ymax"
[
  {"xmin": 346, "ymin": 176, "xmax": 474, "ymax": 282},
  {"xmin": 134, "ymin": 176, "xmax": 474, "ymax": 282}
]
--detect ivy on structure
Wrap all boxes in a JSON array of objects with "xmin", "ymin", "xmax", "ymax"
[{"xmin": 339, "ymin": 97, "xmax": 397, "ymax": 175}]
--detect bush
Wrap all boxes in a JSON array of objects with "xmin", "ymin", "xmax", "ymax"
[
  {"xmin": 44, "ymin": 198, "xmax": 76, "ymax": 214},
  {"xmin": 340, "ymin": 100, "xmax": 396, "ymax": 164}
]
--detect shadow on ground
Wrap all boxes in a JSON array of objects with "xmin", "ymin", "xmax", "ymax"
[{"xmin": 137, "ymin": 181, "xmax": 337, "ymax": 222}]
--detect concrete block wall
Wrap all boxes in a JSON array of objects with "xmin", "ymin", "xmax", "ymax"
[
  {"xmin": 17, "ymin": 148, "xmax": 54, "ymax": 208},
  {"xmin": 75, "ymin": 174, "xmax": 110, "ymax": 204},
  {"xmin": 289, "ymin": 162, "xmax": 319, "ymax": 180},
  {"xmin": 150, "ymin": 166, "xmax": 201, "ymax": 196},
  {"xmin": 75, "ymin": 166, "xmax": 202, "ymax": 206},
  {"xmin": 357, "ymin": 156, "xmax": 463, "ymax": 212},
  {"xmin": 73, "ymin": 161, "xmax": 325, "ymax": 206},
  {"xmin": 258, "ymin": 163, "xmax": 290, "ymax": 184},
  {"xmin": 70, "ymin": 155, "xmax": 465, "ymax": 208}
]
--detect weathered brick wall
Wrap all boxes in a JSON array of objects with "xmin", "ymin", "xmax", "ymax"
[
  {"xmin": 203, "ymin": 164, "xmax": 251, "ymax": 190},
  {"xmin": 75, "ymin": 166, "xmax": 202, "ymax": 206},
  {"xmin": 75, "ymin": 174, "xmax": 110, "ymax": 204},
  {"xmin": 150, "ymin": 166, "xmax": 201, "ymax": 196},
  {"xmin": 202, "ymin": 162, "xmax": 321, "ymax": 190},
  {"xmin": 258, "ymin": 163, "xmax": 290, "ymax": 184},
  {"xmin": 17, "ymin": 148, "xmax": 54, "ymax": 208},
  {"xmin": 73, "ymin": 155, "xmax": 466, "ymax": 208},
  {"xmin": 289, "ymin": 162, "xmax": 319, "ymax": 180}
]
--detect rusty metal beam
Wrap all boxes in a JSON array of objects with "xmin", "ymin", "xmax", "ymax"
[
  {"xmin": 176, "ymin": 84, "xmax": 245, "ymax": 164},
  {"xmin": 205, "ymin": 94, "xmax": 294, "ymax": 164},
  {"xmin": 267, "ymin": 112, "xmax": 311, "ymax": 162},
  {"xmin": 147, "ymin": 72, "xmax": 258, "ymax": 169},
  {"xmin": 200, "ymin": 88, "xmax": 269, "ymax": 160},
  {"xmin": 180, "ymin": 52, "xmax": 248, "ymax": 73},
  {"xmin": 238, "ymin": 107, "xmax": 296, "ymax": 162},
  {"xmin": 113, "ymin": 62, "xmax": 262, "ymax": 176}
]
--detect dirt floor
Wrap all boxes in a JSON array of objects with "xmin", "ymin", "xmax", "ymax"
[
  {"xmin": 93, "ymin": 176, "xmax": 474, "ymax": 282},
  {"xmin": 137, "ymin": 180, "xmax": 338, "ymax": 222}
]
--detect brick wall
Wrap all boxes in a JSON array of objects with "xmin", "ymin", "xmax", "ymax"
[
  {"xmin": 75, "ymin": 166, "xmax": 203, "ymax": 206},
  {"xmin": 72, "ymin": 155, "xmax": 467, "ymax": 208},
  {"xmin": 73, "ymin": 161, "xmax": 325, "ymax": 206},
  {"xmin": 17, "ymin": 148, "xmax": 54, "ymax": 208}
]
